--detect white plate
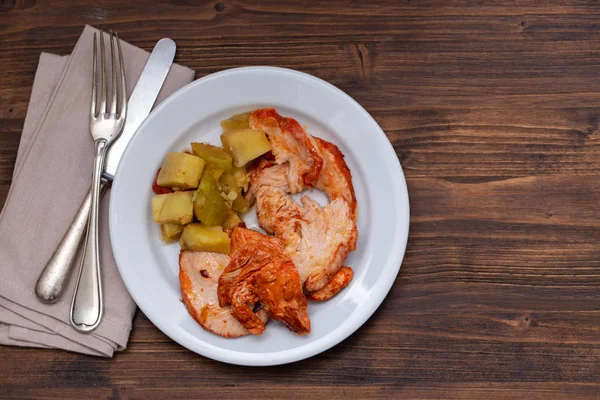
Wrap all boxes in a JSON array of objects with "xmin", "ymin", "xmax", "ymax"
[{"xmin": 109, "ymin": 66, "xmax": 410, "ymax": 366}]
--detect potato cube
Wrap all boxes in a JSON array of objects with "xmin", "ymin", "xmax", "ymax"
[
  {"xmin": 220, "ymin": 112, "xmax": 251, "ymax": 132},
  {"xmin": 180, "ymin": 224, "xmax": 231, "ymax": 254},
  {"xmin": 156, "ymin": 152, "xmax": 205, "ymax": 189},
  {"xmin": 221, "ymin": 128, "xmax": 272, "ymax": 167},
  {"xmin": 223, "ymin": 211, "xmax": 243, "ymax": 230},
  {"xmin": 160, "ymin": 223, "xmax": 183, "ymax": 243},
  {"xmin": 156, "ymin": 191, "xmax": 194, "ymax": 224},
  {"xmin": 191, "ymin": 142, "xmax": 233, "ymax": 171},
  {"xmin": 151, "ymin": 194, "xmax": 169, "ymax": 222}
]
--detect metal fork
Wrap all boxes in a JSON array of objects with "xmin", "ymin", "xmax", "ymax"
[{"xmin": 70, "ymin": 31, "xmax": 127, "ymax": 333}]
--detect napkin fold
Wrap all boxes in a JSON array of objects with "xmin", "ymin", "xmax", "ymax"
[{"xmin": 0, "ymin": 25, "xmax": 195, "ymax": 357}]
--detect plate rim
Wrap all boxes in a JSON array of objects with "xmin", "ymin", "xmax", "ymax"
[{"xmin": 109, "ymin": 65, "xmax": 410, "ymax": 366}]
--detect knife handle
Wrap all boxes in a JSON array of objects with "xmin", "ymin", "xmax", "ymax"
[{"xmin": 35, "ymin": 180, "xmax": 109, "ymax": 303}]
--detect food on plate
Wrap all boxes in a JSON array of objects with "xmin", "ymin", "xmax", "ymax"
[
  {"xmin": 246, "ymin": 160, "xmax": 290, "ymax": 202},
  {"xmin": 180, "ymin": 224, "xmax": 231, "ymax": 254},
  {"xmin": 221, "ymin": 128, "xmax": 272, "ymax": 167},
  {"xmin": 152, "ymin": 121, "xmax": 259, "ymax": 241},
  {"xmin": 249, "ymin": 108, "xmax": 322, "ymax": 193},
  {"xmin": 306, "ymin": 266, "xmax": 353, "ymax": 301},
  {"xmin": 152, "ymin": 169, "xmax": 173, "ymax": 195},
  {"xmin": 156, "ymin": 152, "xmax": 205, "ymax": 189},
  {"xmin": 256, "ymin": 187, "xmax": 356, "ymax": 292},
  {"xmin": 247, "ymin": 108, "xmax": 358, "ymax": 294},
  {"xmin": 312, "ymin": 136, "xmax": 358, "ymax": 221},
  {"xmin": 220, "ymin": 111, "xmax": 251, "ymax": 131},
  {"xmin": 231, "ymin": 194, "xmax": 251, "ymax": 213},
  {"xmin": 191, "ymin": 142, "xmax": 233, "ymax": 171},
  {"xmin": 222, "ymin": 211, "xmax": 243, "ymax": 230},
  {"xmin": 202, "ymin": 162, "xmax": 225, "ymax": 181},
  {"xmin": 160, "ymin": 223, "xmax": 184, "ymax": 243},
  {"xmin": 194, "ymin": 173, "xmax": 228, "ymax": 226},
  {"xmin": 179, "ymin": 250, "xmax": 268, "ymax": 338},
  {"xmin": 152, "ymin": 191, "xmax": 194, "ymax": 225},
  {"xmin": 151, "ymin": 193, "xmax": 169, "ymax": 221},
  {"xmin": 218, "ymin": 227, "xmax": 310, "ymax": 335},
  {"xmin": 152, "ymin": 108, "xmax": 358, "ymax": 337},
  {"xmin": 218, "ymin": 170, "xmax": 239, "ymax": 195}
]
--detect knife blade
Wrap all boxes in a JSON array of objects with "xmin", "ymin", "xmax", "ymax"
[
  {"xmin": 103, "ymin": 38, "xmax": 176, "ymax": 180},
  {"xmin": 35, "ymin": 38, "xmax": 177, "ymax": 303}
]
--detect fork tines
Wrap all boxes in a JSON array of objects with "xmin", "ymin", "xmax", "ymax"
[{"xmin": 91, "ymin": 31, "xmax": 127, "ymax": 122}]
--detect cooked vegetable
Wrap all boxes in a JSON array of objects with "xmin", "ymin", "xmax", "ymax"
[
  {"xmin": 160, "ymin": 223, "xmax": 184, "ymax": 242},
  {"xmin": 232, "ymin": 194, "xmax": 251, "ymax": 213},
  {"xmin": 151, "ymin": 194, "xmax": 169, "ymax": 222},
  {"xmin": 221, "ymin": 128, "xmax": 272, "ymax": 167},
  {"xmin": 204, "ymin": 162, "xmax": 224, "ymax": 181},
  {"xmin": 198, "ymin": 167, "xmax": 217, "ymax": 193},
  {"xmin": 219, "ymin": 171, "xmax": 238, "ymax": 198},
  {"xmin": 223, "ymin": 211, "xmax": 243, "ymax": 230},
  {"xmin": 191, "ymin": 142, "xmax": 233, "ymax": 171},
  {"xmin": 220, "ymin": 112, "xmax": 251, "ymax": 132},
  {"xmin": 195, "ymin": 190, "xmax": 228, "ymax": 226},
  {"xmin": 232, "ymin": 166, "xmax": 249, "ymax": 192},
  {"xmin": 220, "ymin": 166, "xmax": 249, "ymax": 197},
  {"xmin": 152, "ymin": 113, "xmax": 262, "ymax": 251},
  {"xmin": 194, "ymin": 174, "xmax": 228, "ymax": 226},
  {"xmin": 156, "ymin": 191, "xmax": 194, "ymax": 224},
  {"xmin": 152, "ymin": 169, "xmax": 173, "ymax": 195},
  {"xmin": 156, "ymin": 152, "xmax": 205, "ymax": 189},
  {"xmin": 180, "ymin": 224, "xmax": 231, "ymax": 254}
]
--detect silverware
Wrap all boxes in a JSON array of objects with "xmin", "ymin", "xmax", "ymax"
[
  {"xmin": 70, "ymin": 31, "xmax": 127, "ymax": 332},
  {"xmin": 35, "ymin": 37, "xmax": 176, "ymax": 304}
]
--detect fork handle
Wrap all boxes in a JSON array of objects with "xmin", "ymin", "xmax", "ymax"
[
  {"xmin": 71, "ymin": 139, "xmax": 107, "ymax": 333},
  {"xmin": 35, "ymin": 180, "xmax": 109, "ymax": 303}
]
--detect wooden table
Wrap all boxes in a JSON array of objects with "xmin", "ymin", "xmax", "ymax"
[{"xmin": 2, "ymin": 1, "xmax": 599, "ymax": 398}]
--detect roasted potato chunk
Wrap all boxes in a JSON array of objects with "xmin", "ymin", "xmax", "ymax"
[
  {"xmin": 222, "ymin": 211, "xmax": 243, "ymax": 230},
  {"xmin": 194, "ymin": 174, "xmax": 228, "ymax": 226},
  {"xmin": 155, "ymin": 191, "xmax": 194, "ymax": 224},
  {"xmin": 220, "ymin": 112, "xmax": 251, "ymax": 132},
  {"xmin": 151, "ymin": 194, "xmax": 169, "ymax": 222},
  {"xmin": 221, "ymin": 128, "xmax": 272, "ymax": 167},
  {"xmin": 153, "ymin": 112, "xmax": 266, "ymax": 251},
  {"xmin": 160, "ymin": 223, "xmax": 184, "ymax": 242},
  {"xmin": 157, "ymin": 152, "xmax": 205, "ymax": 189},
  {"xmin": 232, "ymin": 194, "xmax": 251, "ymax": 213},
  {"xmin": 180, "ymin": 224, "xmax": 231, "ymax": 254},
  {"xmin": 191, "ymin": 142, "xmax": 233, "ymax": 171}
]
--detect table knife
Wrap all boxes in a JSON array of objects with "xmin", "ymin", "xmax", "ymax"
[{"xmin": 35, "ymin": 38, "xmax": 177, "ymax": 303}]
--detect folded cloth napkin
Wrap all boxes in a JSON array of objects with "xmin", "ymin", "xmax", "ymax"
[{"xmin": 0, "ymin": 25, "xmax": 195, "ymax": 357}]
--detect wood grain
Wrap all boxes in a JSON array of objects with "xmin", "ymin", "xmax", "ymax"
[{"xmin": 1, "ymin": 1, "xmax": 599, "ymax": 398}]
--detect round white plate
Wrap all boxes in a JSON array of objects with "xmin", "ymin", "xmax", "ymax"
[{"xmin": 109, "ymin": 66, "xmax": 410, "ymax": 366}]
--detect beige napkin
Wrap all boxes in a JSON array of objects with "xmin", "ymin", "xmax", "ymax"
[{"xmin": 0, "ymin": 25, "xmax": 195, "ymax": 357}]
